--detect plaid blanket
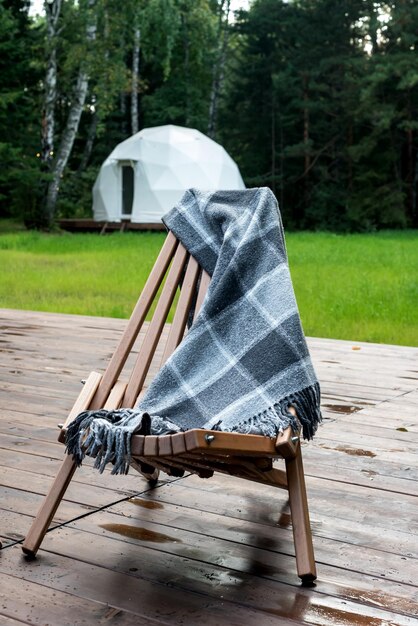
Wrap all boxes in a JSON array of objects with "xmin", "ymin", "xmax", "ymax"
[{"xmin": 66, "ymin": 188, "xmax": 321, "ymax": 473}]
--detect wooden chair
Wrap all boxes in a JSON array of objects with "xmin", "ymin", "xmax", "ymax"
[{"xmin": 22, "ymin": 231, "xmax": 317, "ymax": 583}]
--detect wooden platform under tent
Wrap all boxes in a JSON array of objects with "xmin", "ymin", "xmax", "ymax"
[{"xmin": 59, "ymin": 219, "xmax": 165, "ymax": 233}]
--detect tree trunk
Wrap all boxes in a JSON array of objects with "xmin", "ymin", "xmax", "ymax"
[
  {"xmin": 131, "ymin": 25, "xmax": 141, "ymax": 135},
  {"xmin": 78, "ymin": 109, "xmax": 97, "ymax": 173},
  {"xmin": 45, "ymin": 0, "xmax": 97, "ymax": 226},
  {"xmin": 182, "ymin": 12, "xmax": 190, "ymax": 126},
  {"xmin": 303, "ymin": 74, "xmax": 310, "ymax": 175},
  {"xmin": 412, "ymin": 147, "xmax": 418, "ymax": 227},
  {"xmin": 405, "ymin": 92, "xmax": 414, "ymax": 224},
  {"xmin": 120, "ymin": 91, "xmax": 128, "ymax": 136},
  {"xmin": 302, "ymin": 73, "xmax": 310, "ymax": 211},
  {"xmin": 347, "ymin": 123, "xmax": 353, "ymax": 191},
  {"xmin": 207, "ymin": 0, "xmax": 230, "ymax": 139},
  {"xmin": 271, "ymin": 88, "xmax": 276, "ymax": 194},
  {"xmin": 41, "ymin": 0, "xmax": 62, "ymax": 166},
  {"xmin": 279, "ymin": 111, "xmax": 284, "ymax": 210}
]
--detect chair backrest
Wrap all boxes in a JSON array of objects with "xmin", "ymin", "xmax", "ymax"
[{"xmin": 89, "ymin": 232, "xmax": 211, "ymax": 411}]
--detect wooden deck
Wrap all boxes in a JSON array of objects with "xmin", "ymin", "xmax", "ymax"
[{"xmin": 0, "ymin": 308, "xmax": 417, "ymax": 626}]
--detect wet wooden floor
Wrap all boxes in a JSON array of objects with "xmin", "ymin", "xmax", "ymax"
[{"xmin": 0, "ymin": 308, "xmax": 417, "ymax": 626}]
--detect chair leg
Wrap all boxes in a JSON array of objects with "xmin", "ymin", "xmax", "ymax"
[
  {"xmin": 285, "ymin": 441, "xmax": 317, "ymax": 583},
  {"xmin": 22, "ymin": 372, "xmax": 104, "ymax": 557},
  {"xmin": 22, "ymin": 454, "xmax": 77, "ymax": 557}
]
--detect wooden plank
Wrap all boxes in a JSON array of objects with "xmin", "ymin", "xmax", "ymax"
[
  {"xmin": 132, "ymin": 472, "xmax": 418, "ymax": 539},
  {"xmin": 161, "ymin": 255, "xmax": 200, "ymax": 364},
  {"xmin": 24, "ymin": 523, "xmax": 418, "ymax": 623},
  {"xmin": 0, "ymin": 614, "xmax": 29, "ymax": 626},
  {"xmin": 0, "ymin": 570, "xmax": 169, "ymax": 626},
  {"xmin": 302, "ymin": 443, "xmax": 418, "ymax": 481},
  {"xmin": 0, "ymin": 547, "xmax": 301, "ymax": 626},
  {"xmin": 0, "ymin": 485, "xmax": 96, "ymax": 527},
  {"xmin": 183, "ymin": 429, "xmax": 279, "ymax": 456},
  {"xmin": 58, "ymin": 217, "xmax": 166, "ymax": 231},
  {"xmin": 193, "ymin": 269, "xmax": 211, "ymax": 320},
  {"xmin": 0, "ymin": 451, "xmax": 180, "ymax": 507},
  {"xmin": 109, "ymin": 490, "xmax": 418, "ymax": 561},
  {"xmin": 63, "ymin": 507, "xmax": 418, "ymax": 613}
]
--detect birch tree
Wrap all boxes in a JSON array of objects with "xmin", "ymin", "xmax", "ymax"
[
  {"xmin": 131, "ymin": 22, "xmax": 141, "ymax": 135},
  {"xmin": 142, "ymin": 0, "xmax": 215, "ymax": 130},
  {"xmin": 44, "ymin": 0, "xmax": 98, "ymax": 225},
  {"xmin": 41, "ymin": 0, "xmax": 63, "ymax": 166},
  {"xmin": 207, "ymin": 0, "xmax": 231, "ymax": 139}
]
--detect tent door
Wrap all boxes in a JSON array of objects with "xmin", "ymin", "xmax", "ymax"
[{"xmin": 121, "ymin": 163, "xmax": 134, "ymax": 218}]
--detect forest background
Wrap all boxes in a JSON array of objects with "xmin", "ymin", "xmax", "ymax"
[{"xmin": 1, "ymin": 0, "xmax": 418, "ymax": 232}]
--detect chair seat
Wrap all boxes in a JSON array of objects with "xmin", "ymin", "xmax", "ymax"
[
  {"xmin": 129, "ymin": 425, "xmax": 297, "ymax": 486},
  {"xmin": 131, "ymin": 426, "xmax": 297, "ymax": 458}
]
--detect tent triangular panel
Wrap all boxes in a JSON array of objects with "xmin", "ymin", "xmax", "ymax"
[{"xmin": 92, "ymin": 125, "xmax": 246, "ymax": 224}]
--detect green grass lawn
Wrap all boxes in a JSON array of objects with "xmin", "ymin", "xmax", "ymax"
[{"xmin": 0, "ymin": 226, "xmax": 417, "ymax": 346}]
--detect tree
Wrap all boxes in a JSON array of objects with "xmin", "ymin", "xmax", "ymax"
[
  {"xmin": 142, "ymin": 0, "xmax": 216, "ymax": 131},
  {"xmin": 346, "ymin": 1, "xmax": 418, "ymax": 229},
  {"xmin": 0, "ymin": 0, "xmax": 41, "ymax": 223},
  {"xmin": 41, "ymin": 0, "xmax": 62, "ymax": 167},
  {"xmin": 43, "ymin": 0, "xmax": 98, "ymax": 226},
  {"xmin": 207, "ymin": 0, "xmax": 231, "ymax": 139},
  {"xmin": 2, "ymin": 0, "xmax": 415, "ymax": 231},
  {"xmin": 220, "ymin": 0, "xmax": 417, "ymax": 230}
]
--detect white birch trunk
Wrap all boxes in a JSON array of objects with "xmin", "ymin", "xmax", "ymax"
[
  {"xmin": 120, "ymin": 92, "xmax": 127, "ymax": 136},
  {"xmin": 45, "ymin": 0, "xmax": 97, "ymax": 224},
  {"xmin": 131, "ymin": 26, "xmax": 141, "ymax": 136},
  {"xmin": 207, "ymin": 0, "xmax": 230, "ymax": 139},
  {"xmin": 182, "ymin": 13, "xmax": 190, "ymax": 126},
  {"xmin": 42, "ymin": 0, "xmax": 62, "ymax": 164},
  {"xmin": 78, "ymin": 6, "xmax": 108, "ymax": 174}
]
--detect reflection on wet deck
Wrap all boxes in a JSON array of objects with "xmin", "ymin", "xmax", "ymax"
[{"xmin": 1, "ymin": 309, "xmax": 417, "ymax": 625}]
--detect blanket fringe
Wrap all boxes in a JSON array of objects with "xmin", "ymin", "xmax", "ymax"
[
  {"xmin": 65, "ymin": 383, "xmax": 321, "ymax": 475},
  {"xmin": 214, "ymin": 382, "xmax": 322, "ymax": 440},
  {"xmin": 65, "ymin": 409, "xmax": 152, "ymax": 475}
]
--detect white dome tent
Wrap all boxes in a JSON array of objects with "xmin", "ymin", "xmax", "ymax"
[{"xmin": 92, "ymin": 124, "xmax": 245, "ymax": 224}]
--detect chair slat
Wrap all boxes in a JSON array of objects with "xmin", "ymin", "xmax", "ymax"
[
  {"xmin": 193, "ymin": 269, "xmax": 211, "ymax": 322},
  {"xmin": 90, "ymin": 232, "xmax": 178, "ymax": 411},
  {"xmin": 103, "ymin": 380, "xmax": 127, "ymax": 410},
  {"xmin": 157, "ymin": 435, "xmax": 173, "ymax": 456},
  {"xmin": 122, "ymin": 243, "xmax": 189, "ymax": 407},
  {"xmin": 143, "ymin": 435, "xmax": 159, "ymax": 456},
  {"xmin": 184, "ymin": 429, "xmax": 278, "ymax": 456},
  {"xmin": 171, "ymin": 432, "xmax": 187, "ymax": 454},
  {"xmin": 161, "ymin": 255, "xmax": 200, "ymax": 365},
  {"xmin": 61, "ymin": 371, "xmax": 102, "ymax": 431}
]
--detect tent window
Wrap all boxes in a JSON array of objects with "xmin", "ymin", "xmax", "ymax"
[{"xmin": 122, "ymin": 165, "xmax": 134, "ymax": 216}]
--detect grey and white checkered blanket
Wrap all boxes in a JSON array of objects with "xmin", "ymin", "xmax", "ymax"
[{"xmin": 66, "ymin": 188, "xmax": 321, "ymax": 474}]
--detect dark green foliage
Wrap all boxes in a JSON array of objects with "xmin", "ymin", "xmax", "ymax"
[
  {"xmin": 220, "ymin": 0, "xmax": 418, "ymax": 230},
  {"xmin": 1, "ymin": 0, "xmax": 417, "ymax": 231},
  {"xmin": 142, "ymin": 0, "xmax": 216, "ymax": 130},
  {"xmin": 0, "ymin": 0, "xmax": 43, "ymax": 222}
]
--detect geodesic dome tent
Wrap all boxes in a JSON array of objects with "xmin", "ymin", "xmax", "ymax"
[{"xmin": 92, "ymin": 125, "xmax": 245, "ymax": 224}]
